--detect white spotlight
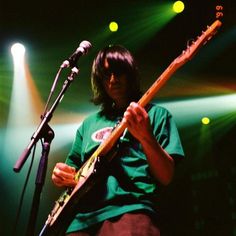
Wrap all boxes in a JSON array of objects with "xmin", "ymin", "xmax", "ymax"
[
  {"xmin": 11, "ymin": 43, "xmax": 25, "ymax": 62},
  {"xmin": 11, "ymin": 43, "xmax": 25, "ymax": 55}
]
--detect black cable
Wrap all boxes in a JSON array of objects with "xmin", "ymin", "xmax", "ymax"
[{"xmin": 11, "ymin": 143, "xmax": 37, "ymax": 236}]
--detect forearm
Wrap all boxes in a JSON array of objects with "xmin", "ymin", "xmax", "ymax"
[
  {"xmin": 140, "ymin": 132, "xmax": 175, "ymax": 185},
  {"xmin": 123, "ymin": 102, "xmax": 175, "ymax": 185}
]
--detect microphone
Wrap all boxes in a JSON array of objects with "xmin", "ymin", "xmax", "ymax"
[{"xmin": 61, "ymin": 40, "xmax": 92, "ymax": 68}]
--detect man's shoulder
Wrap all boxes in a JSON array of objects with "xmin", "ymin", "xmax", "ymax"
[
  {"xmin": 83, "ymin": 110, "xmax": 102, "ymax": 123},
  {"xmin": 148, "ymin": 103, "xmax": 170, "ymax": 115}
]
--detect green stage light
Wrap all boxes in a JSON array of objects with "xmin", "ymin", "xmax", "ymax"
[
  {"xmin": 109, "ymin": 21, "xmax": 118, "ymax": 32},
  {"xmin": 108, "ymin": 2, "xmax": 175, "ymax": 50},
  {"xmin": 201, "ymin": 117, "xmax": 210, "ymax": 125},
  {"xmin": 172, "ymin": 1, "xmax": 185, "ymax": 14},
  {"xmin": 156, "ymin": 94, "xmax": 236, "ymax": 128}
]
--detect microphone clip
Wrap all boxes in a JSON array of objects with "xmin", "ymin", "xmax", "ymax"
[{"xmin": 61, "ymin": 40, "xmax": 92, "ymax": 68}]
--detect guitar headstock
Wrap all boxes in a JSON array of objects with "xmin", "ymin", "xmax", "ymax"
[{"xmin": 175, "ymin": 20, "xmax": 222, "ymax": 66}]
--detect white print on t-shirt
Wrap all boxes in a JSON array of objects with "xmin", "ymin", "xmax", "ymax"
[{"xmin": 91, "ymin": 127, "xmax": 113, "ymax": 143}]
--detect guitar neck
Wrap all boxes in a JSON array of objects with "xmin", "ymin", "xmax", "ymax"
[{"xmin": 138, "ymin": 61, "xmax": 182, "ymax": 107}]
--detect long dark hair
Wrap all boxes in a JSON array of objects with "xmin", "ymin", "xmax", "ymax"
[{"xmin": 91, "ymin": 45, "xmax": 142, "ymax": 115}]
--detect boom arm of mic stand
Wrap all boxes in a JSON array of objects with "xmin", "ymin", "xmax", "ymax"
[{"xmin": 13, "ymin": 67, "xmax": 80, "ymax": 172}]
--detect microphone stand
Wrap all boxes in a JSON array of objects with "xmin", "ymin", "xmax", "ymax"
[
  {"xmin": 25, "ymin": 124, "xmax": 54, "ymax": 236},
  {"xmin": 13, "ymin": 66, "xmax": 80, "ymax": 236}
]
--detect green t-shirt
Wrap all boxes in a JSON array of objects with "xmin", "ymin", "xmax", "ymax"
[{"xmin": 65, "ymin": 104, "xmax": 184, "ymax": 233}]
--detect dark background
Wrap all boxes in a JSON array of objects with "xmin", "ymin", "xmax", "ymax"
[{"xmin": 0, "ymin": 0, "xmax": 236, "ymax": 235}]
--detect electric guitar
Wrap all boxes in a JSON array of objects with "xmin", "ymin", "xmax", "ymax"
[{"xmin": 39, "ymin": 20, "xmax": 222, "ymax": 236}]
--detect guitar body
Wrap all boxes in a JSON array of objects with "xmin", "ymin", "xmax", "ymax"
[
  {"xmin": 40, "ymin": 175, "xmax": 96, "ymax": 236},
  {"xmin": 40, "ymin": 155, "xmax": 111, "ymax": 236},
  {"xmin": 39, "ymin": 20, "xmax": 222, "ymax": 236}
]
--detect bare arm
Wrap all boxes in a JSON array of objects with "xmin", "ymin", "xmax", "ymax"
[{"xmin": 123, "ymin": 102, "xmax": 174, "ymax": 185}]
